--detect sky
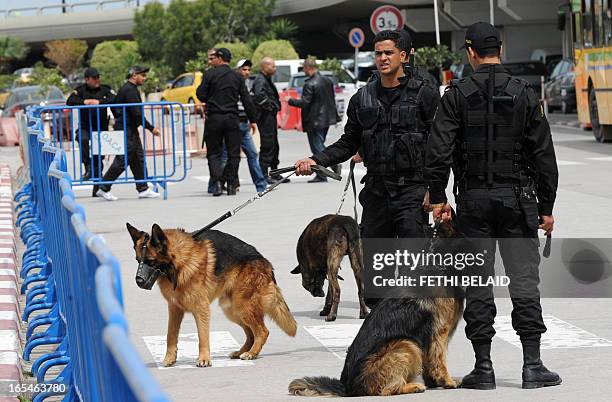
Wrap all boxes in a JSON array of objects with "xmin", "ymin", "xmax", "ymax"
[{"xmin": 1, "ymin": 0, "xmax": 171, "ymax": 14}]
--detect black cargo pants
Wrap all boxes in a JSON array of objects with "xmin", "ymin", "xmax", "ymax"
[{"xmin": 457, "ymin": 187, "xmax": 546, "ymax": 347}]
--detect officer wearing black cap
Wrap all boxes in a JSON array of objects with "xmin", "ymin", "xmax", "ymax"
[
  {"xmin": 66, "ymin": 67, "xmax": 115, "ymax": 195},
  {"xmin": 425, "ymin": 22, "xmax": 560, "ymax": 390},
  {"xmin": 196, "ymin": 48, "xmax": 258, "ymax": 196},
  {"xmin": 295, "ymin": 30, "xmax": 440, "ymax": 306},
  {"xmin": 97, "ymin": 65, "xmax": 161, "ymax": 201}
]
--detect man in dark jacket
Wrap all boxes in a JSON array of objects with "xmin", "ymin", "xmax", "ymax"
[
  {"xmin": 97, "ymin": 65, "xmax": 160, "ymax": 201},
  {"xmin": 196, "ymin": 48, "xmax": 258, "ymax": 195},
  {"xmin": 66, "ymin": 67, "xmax": 115, "ymax": 195},
  {"xmin": 252, "ymin": 57, "xmax": 285, "ymax": 183},
  {"xmin": 288, "ymin": 58, "xmax": 340, "ymax": 182},
  {"xmin": 425, "ymin": 22, "xmax": 561, "ymax": 390}
]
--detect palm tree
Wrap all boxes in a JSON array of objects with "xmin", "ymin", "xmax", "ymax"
[{"xmin": 0, "ymin": 36, "xmax": 29, "ymax": 74}]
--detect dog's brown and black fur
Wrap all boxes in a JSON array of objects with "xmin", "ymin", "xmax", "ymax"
[
  {"xmin": 289, "ymin": 221, "xmax": 464, "ymax": 397},
  {"xmin": 291, "ymin": 214, "xmax": 368, "ymax": 321},
  {"xmin": 127, "ymin": 223, "xmax": 297, "ymax": 367}
]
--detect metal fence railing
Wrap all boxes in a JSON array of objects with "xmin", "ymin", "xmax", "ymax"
[
  {"xmin": 40, "ymin": 102, "xmax": 189, "ymax": 199},
  {"xmin": 14, "ymin": 108, "xmax": 169, "ymax": 401}
]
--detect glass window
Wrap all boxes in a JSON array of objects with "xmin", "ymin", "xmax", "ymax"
[
  {"xmin": 584, "ymin": 0, "xmax": 594, "ymax": 47},
  {"xmin": 594, "ymin": 0, "xmax": 604, "ymax": 46},
  {"xmin": 172, "ymin": 77, "xmax": 185, "ymax": 89},
  {"xmin": 273, "ymin": 66, "xmax": 291, "ymax": 83},
  {"xmin": 604, "ymin": 0, "xmax": 612, "ymax": 45},
  {"xmin": 551, "ymin": 62, "xmax": 564, "ymax": 79},
  {"xmin": 183, "ymin": 75, "xmax": 195, "ymax": 86}
]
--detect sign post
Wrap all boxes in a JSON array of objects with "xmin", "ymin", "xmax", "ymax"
[
  {"xmin": 369, "ymin": 5, "xmax": 405, "ymax": 34},
  {"xmin": 348, "ymin": 27, "xmax": 365, "ymax": 78}
]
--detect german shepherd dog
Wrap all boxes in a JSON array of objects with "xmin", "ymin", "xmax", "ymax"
[
  {"xmin": 126, "ymin": 223, "xmax": 297, "ymax": 367},
  {"xmin": 291, "ymin": 214, "xmax": 368, "ymax": 321},
  {"xmin": 289, "ymin": 221, "xmax": 464, "ymax": 396}
]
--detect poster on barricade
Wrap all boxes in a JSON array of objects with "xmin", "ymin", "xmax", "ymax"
[{"xmin": 91, "ymin": 131, "xmax": 125, "ymax": 155}]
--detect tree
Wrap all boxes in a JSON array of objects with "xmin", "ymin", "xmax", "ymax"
[
  {"xmin": 133, "ymin": 2, "xmax": 165, "ymax": 62},
  {"xmin": 252, "ymin": 40, "xmax": 298, "ymax": 69},
  {"xmin": 28, "ymin": 62, "xmax": 68, "ymax": 93},
  {"xmin": 44, "ymin": 39, "xmax": 88, "ymax": 77},
  {"xmin": 185, "ymin": 51, "xmax": 208, "ymax": 73},
  {"xmin": 90, "ymin": 41, "xmax": 141, "ymax": 91},
  {"xmin": 0, "ymin": 36, "xmax": 29, "ymax": 74},
  {"xmin": 134, "ymin": 0, "xmax": 280, "ymax": 75},
  {"xmin": 142, "ymin": 62, "xmax": 173, "ymax": 94}
]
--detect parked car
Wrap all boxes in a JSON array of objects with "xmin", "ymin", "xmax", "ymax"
[
  {"xmin": 160, "ymin": 72, "xmax": 203, "ymax": 113},
  {"xmin": 544, "ymin": 58, "xmax": 576, "ymax": 114},
  {"xmin": 0, "ymin": 85, "xmax": 68, "ymax": 146},
  {"xmin": 503, "ymin": 61, "xmax": 548, "ymax": 96}
]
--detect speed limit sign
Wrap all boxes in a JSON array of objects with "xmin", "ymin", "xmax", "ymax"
[{"xmin": 370, "ymin": 5, "xmax": 404, "ymax": 34}]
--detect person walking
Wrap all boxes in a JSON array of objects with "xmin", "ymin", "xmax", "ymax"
[
  {"xmin": 288, "ymin": 58, "xmax": 340, "ymax": 183},
  {"xmin": 96, "ymin": 65, "xmax": 161, "ymax": 201}
]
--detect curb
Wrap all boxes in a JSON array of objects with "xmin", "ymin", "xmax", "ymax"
[{"xmin": 0, "ymin": 164, "xmax": 21, "ymax": 402}]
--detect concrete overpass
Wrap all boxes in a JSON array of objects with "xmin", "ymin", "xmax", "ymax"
[{"xmin": 1, "ymin": 0, "xmax": 567, "ymax": 60}]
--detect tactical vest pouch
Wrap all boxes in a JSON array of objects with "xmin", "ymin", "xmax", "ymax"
[
  {"xmin": 518, "ymin": 186, "xmax": 539, "ymax": 231},
  {"xmin": 357, "ymin": 107, "xmax": 379, "ymax": 129},
  {"xmin": 393, "ymin": 132, "xmax": 424, "ymax": 171}
]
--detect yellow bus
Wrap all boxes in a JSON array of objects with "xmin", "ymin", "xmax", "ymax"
[{"xmin": 571, "ymin": 0, "xmax": 612, "ymax": 141}]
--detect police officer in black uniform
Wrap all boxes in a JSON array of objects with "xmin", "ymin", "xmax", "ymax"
[
  {"xmin": 296, "ymin": 29, "xmax": 439, "ymax": 238},
  {"xmin": 196, "ymin": 48, "xmax": 258, "ymax": 196},
  {"xmin": 295, "ymin": 30, "xmax": 440, "ymax": 307},
  {"xmin": 66, "ymin": 67, "xmax": 115, "ymax": 195},
  {"xmin": 425, "ymin": 22, "xmax": 561, "ymax": 390}
]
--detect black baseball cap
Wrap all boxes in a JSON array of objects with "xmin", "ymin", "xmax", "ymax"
[
  {"xmin": 84, "ymin": 67, "xmax": 100, "ymax": 78},
  {"xmin": 128, "ymin": 65, "xmax": 150, "ymax": 76},
  {"xmin": 463, "ymin": 22, "xmax": 502, "ymax": 50},
  {"xmin": 214, "ymin": 48, "xmax": 232, "ymax": 62}
]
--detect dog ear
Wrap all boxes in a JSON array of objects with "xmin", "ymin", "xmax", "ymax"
[
  {"xmin": 290, "ymin": 266, "xmax": 301, "ymax": 274},
  {"xmin": 126, "ymin": 222, "xmax": 144, "ymax": 245},
  {"xmin": 150, "ymin": 224, "xmax": 168, "ymax": 253}
]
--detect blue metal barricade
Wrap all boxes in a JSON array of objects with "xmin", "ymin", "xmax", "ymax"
[
  {"xmin": 14, "ymin": 107, "xmax": 169, "ymax": 401},
  {"xmin": 39, "ymin": 102, "xmax": 189, "ymax": 199}
]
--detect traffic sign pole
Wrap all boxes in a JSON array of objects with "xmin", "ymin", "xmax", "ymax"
[{"xmin": 354, "ymin": 47, "xmax": 358, "ymax": 78}]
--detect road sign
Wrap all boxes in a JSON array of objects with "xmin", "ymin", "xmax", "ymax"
[
  {"xmin": 370, "ymin": 5, "xmax": 404, "ymax": 34},
  {"xmin": 348, "ymin": 27, "xmax": 365, "ymax": 49}
]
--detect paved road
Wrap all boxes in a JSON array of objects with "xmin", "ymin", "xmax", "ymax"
[{"xmin": 3, "ymin": 113, "xmax": 612, "ymax": 401}]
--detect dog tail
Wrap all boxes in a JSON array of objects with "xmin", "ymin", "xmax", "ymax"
[
  {"xmin": 269, "ymin": 285, "xmax": 297, "ymax": 337},
  {"xmin": 288, "ymin": 376, "xmax": 346, "ymax": 397},
  {"xmin": 339, "ymin": 216, "xmax": 360, "ymax": 251}
]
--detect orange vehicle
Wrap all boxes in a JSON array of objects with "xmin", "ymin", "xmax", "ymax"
[{"xmin": 570, "ymin": 0, "xmax": 612, "ymax": 141}]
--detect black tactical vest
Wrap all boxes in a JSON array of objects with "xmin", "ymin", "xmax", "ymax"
[
  {"xmin": 453, "ymin": 74, "xmax": 531, "ymax": 188},
  {"xmin": 356, "ymin": 77, "xmax": 428, "ymax": 176}
]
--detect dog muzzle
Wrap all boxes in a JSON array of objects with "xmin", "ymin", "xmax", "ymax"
[{"xmin": 135, "ymin": 262, "xmax": 162, "ymax": 290}]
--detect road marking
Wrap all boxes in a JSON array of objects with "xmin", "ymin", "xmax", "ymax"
[
  {"xmin": 557, "ymin": 160, "xmax": 584, "ymax": 166},
  {"xmin": 586, "ymin": 156, "xmax": 612, "ymax": 161},
  {"xmin": 143, "ymin": 331, "xmax": 254, "ymax": 369},
  {"xmin": 494, "ymin": 315, "xmax": 612, "ymax": 349},
  {"xmin": 303, "ymin": 324, "xmax": 361, "ymax": 360}
]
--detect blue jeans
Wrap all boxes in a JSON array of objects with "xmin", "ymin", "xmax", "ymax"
[
  {"xmin": 208, "ymin": 122, "xmax": 267, "ymax": 193},
  {"xmin": 307, "ymin": 127, "xmax": 329, "ymax": 179}
]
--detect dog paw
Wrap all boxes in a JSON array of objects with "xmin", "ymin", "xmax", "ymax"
[
  {"xmin": 325, "ymin": 314, "xmax": 337, "ymax": 322},
  {"xmin": 414, "ymin": 384, "xmax": 426, "ymax": 393},
  {"xmin": 196, "ymin": 358, "xmax": 212, "ymax": 367},
  {"xmin": 229, "ymin": 351, "xmax": 243, "ymax": 359},
  {"xmin": 319, "ymin": 309, "xmax": 330, "ymax": 316},
  {"xmin": 442, "ymin": 378, "xmax": 459, "ymax": 389},
  {"xmin": 162, "ymin": 354, "xmax": 176, "ymax": 367},
  {"xmin": 239, "ymin": 351, "xmax": 258, "ymax": 360}
]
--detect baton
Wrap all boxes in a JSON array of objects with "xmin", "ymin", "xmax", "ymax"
[
  {"xmin": 270, "ymin": 164, "xmax": 342, "ymax": 181},
  {"xmin": 191, "ymin": 171, "xmax": 296, "ymax": 238},
  {"xmin": 543, "ymin": 234, "xmax": 552, "ymax": 258}
]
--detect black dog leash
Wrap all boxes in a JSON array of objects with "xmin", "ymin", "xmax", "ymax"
[
  {"xmin": 336, "ymin": 160, "xmax": 358, "ymax": 222},
  {"xmin": 192, "ymin": 171, "xmax": 297, "ymax": 238}
]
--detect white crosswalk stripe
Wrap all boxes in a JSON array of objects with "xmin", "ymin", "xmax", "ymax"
[{"xmin": 143, "ymin": 331, "xmax": 254, "ymax": 369}]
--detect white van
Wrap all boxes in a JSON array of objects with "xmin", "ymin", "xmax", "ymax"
[{"xmin": 272, "ymin": 60, "xmax": 304, "ymax": 90}]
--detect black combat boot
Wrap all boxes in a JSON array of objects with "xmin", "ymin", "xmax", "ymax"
[
  {"xmin": 522, "ymin": 344, "xmax": 562, "ymax": 389},
  {"xmin": 461, "ymin": 343, "xmax": 496, "ymax": 390}
]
